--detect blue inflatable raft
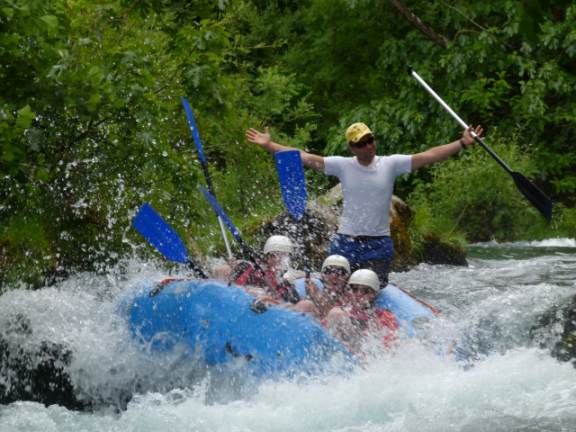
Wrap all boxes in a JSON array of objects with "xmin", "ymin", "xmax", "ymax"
[{"xmin": 126, "ymin": 279, "xmax": 436, "ymax": 378}]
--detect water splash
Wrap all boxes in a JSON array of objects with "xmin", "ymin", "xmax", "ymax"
[{"xmin": 1, "ymin": 242, "xmax": 575, "ymax": 431}]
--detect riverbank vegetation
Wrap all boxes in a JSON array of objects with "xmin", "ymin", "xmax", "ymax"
[{"xmin": 1, "ymin": 0, "xmax": 575, "ymax": 289}]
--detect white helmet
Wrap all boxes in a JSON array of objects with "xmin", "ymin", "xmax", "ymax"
[
  {"xmin": 263, "ymin": 235, "xmax": 293, "ymax": 255},
  {"xmin": 321, "ymin": 255, "xmax": 351, "ymax": 275},
  {"xmin": 348, "ymin": 269, "xmax": 380, "ymax": 292}
]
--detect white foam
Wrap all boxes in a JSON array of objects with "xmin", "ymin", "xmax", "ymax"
[
  {"xmin": 472, "ymin": 238, "xmax": 576, "ymax": 248},
  {"xmin": 2, "ymin": 348, "xmax": 575, "ymax": 432},
  {"xmin": 527, "ymin": 238, "xmax": 576, "ymax": 248},
  {"xmin": 2, "ymin": 249, "xmax": 576, "ymax": 431}
]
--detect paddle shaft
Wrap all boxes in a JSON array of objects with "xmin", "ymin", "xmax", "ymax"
[
  {"xmin": 228, "ymin": 235, "xmax": 279, "ymax": 296},
  {"xmin": 201, "ymin": 163, "xmax": 233, "ymax": 259},
  {"xmin": 187, "ymin": 260, "xmax": 208, "ymax": 279},
  {"xmin": 410, "ymin": 70, "xmax": 514, "ymax": 173}
]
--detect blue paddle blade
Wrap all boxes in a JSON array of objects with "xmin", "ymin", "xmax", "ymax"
[
  {"xmin": 132, "ymin": 203, "xmax": 189, "ymax": 264},
  {"xmin": 181, "ymin": 96, "xmax": 206, "ymax": 164},
  {"xmin": 275, "ymin": 150, "xmax": 307, "ymax": 220},
  {"xmin": 199, "ymin": 186, "xmax": 243, "ymax": 243}
]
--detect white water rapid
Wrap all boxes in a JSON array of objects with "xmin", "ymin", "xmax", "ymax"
[{"xmin": 1, "ymin": 239, "xmax": 575, "ymax": 431}]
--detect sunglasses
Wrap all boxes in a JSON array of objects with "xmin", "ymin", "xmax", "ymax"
[
  {"xmin": 350, "ymin": 136, "xmax": 374, "ymax": 149},
  {"xmin": 349, "ymin": 284, "xmax": 375, "ymax": 295},
  {"xmin": 267, "ymin": 252, "xmax": 290, "ymax": 258},
  {"xmin": 322, "ymin": 266, "xmax": 349, "ymax": 277}
]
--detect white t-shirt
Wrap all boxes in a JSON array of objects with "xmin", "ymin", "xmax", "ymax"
[{"xmin": 324, "ymin": 155, "xmax": 412, "ymax": 236}]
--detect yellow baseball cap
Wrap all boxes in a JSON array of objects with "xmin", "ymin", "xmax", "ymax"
[{"xmin": 345, "ymin": 122, "xmax": 372, "ymax": 144}]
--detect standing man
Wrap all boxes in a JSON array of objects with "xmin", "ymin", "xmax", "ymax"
[{"xmin": 245, "ymin": 122, "xmax": 482, "ymax": 286}]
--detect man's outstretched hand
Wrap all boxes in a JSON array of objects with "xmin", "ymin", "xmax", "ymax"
[
  {"xmin": 245, "ymin": 127, "xmax": 271, "ymax": 148},
  {"xmin": 462, "ymin": 125, "xmax": 484, "ymax": 147}
]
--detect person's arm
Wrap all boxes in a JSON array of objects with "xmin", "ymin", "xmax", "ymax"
[
  {"xmin": 411, "ymin": 125, "xmax": 483, "ymax": 171},
  {"xmin": 245, "ymin": 127, "xmax": 325, "ymax": 172},
  {"xmin": 305, "ymin": 279, "xmax": 333, "ymax": 317}
]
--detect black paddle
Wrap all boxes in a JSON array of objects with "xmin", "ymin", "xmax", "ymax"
[{"xmin": 410, "ymin": 68, "xmax": 553, "ymax": 222}]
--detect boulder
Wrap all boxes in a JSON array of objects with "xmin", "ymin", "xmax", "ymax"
[
  {"xmin": 416, "ymin": 233, "xmax": 468, "ymax": 266},
  {"xmin": 0, "ymin": 313, "xmax": 87, "ymax": 410},
  {"xmin": 530, "ymin": 295, "xmax": 576, "ymax": 366}
]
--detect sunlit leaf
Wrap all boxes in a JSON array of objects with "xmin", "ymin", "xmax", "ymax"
[
  {"xmin": 16, "ymin": 105, "xmax": 35, "ymax": 129},
  {"xmin": 40, "ymin": 14, "xmax": 58, "ymax": 30}
]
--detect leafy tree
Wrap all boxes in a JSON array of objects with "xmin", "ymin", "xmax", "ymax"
[
  {"xmin": 0, "ymin": 0, "xmax": 318, "ymax": 288},
  {"xmin": 1, "ymin": 0, "xmax": 575, "ymax": 289}
]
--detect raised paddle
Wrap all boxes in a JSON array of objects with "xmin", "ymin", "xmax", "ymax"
[
  {"xmin": 132, "ymin": 203, "xmax": 208, "ymax": 279},
  {"xmin": 181, "ymin": 96, "xmax": 233, "ymax": 258},
  {"xmin": 274, "ymin": 150, "xmax": 310, "ymax": 288},
  {"xmin": 274, "ymin": 150, "xmax": 308, "ymax": 221},
  {"xmin": 410, "ymin": 68, "xmax": 553, "ymax": 222}
]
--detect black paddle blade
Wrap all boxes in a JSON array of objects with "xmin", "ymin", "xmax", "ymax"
[{"xmin": 511, "ymin": 172, "xmax": 553, "ymax": 222}]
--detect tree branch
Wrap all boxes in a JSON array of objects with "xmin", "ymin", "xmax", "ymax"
[{"xmin": 389, "ymin": 0, "xmax": 450, "ymax": 48}]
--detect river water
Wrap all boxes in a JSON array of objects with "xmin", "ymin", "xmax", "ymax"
[{"xmin": 1, "ymin": 238, "xmax": 575, "ymax": 431}]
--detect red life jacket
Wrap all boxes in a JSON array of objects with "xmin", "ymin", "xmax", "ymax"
[
  {"xmin": 375, "ymin": 309, "xmax": 398, "ymax": 347},
  {"xmin": 348, "ymin": 307, "xmax": 399, "ymax": 348},
  {"xmin": 231, "ymin": 261, "xmax": 269, "ymax": 288},
  {"xmin": 230, "ymin": 261, "xmax": 300, "ymax": 303}
]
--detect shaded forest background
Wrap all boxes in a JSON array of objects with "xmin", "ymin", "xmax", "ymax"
[{"xmin": 1, "ymin": 0, "xmax": 575, "ymax": 289}]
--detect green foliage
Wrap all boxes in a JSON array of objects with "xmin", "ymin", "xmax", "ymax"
[
  {"xmin": 1, "ymin": 0, "xmax": 195, "ymax": 286},
  {"xmin": 0, "ymin": 0, "xmax": 320, "ymax": 287},
  {"xmin": 549, "ymin": 205, "xmax": 576, "ymax": 240},
  {"xmin": 1, "ymin": 0, "xmax": 575, "ymax": 289},
  {"xmin": 409, "ymin": 201, "xmax": 467, "ymax": 250},
  {"xmin": 409, "ymin": 133, "xmax": 550, "ymax": 242}
]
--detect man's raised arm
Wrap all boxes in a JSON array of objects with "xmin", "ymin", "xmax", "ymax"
[
  {"xmin": 245, "ymin": 127, "xmax": 325, "ymax": 172},
  {"xmin": 411, "ymin": 125, "xmax": 483, "ymax": 171}
]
